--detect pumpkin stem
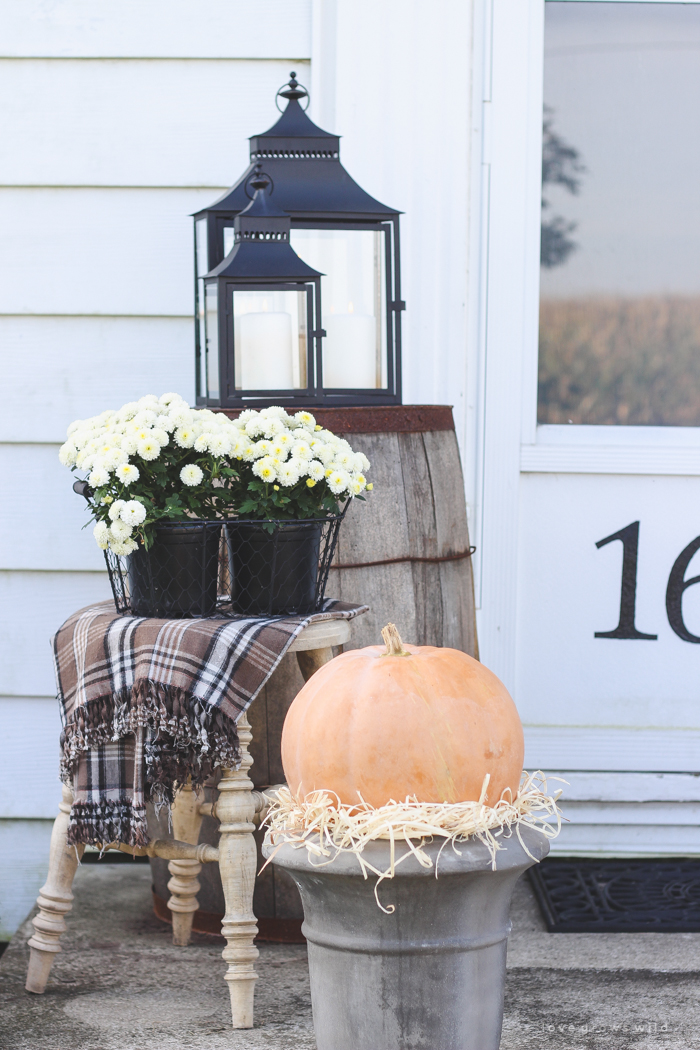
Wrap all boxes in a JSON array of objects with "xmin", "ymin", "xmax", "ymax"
[{"xmin": 380, "ymin": 623, "xmax": 411, "ymax": 657}]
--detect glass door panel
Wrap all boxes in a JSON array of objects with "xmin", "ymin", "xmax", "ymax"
[{"xmin": 539, "ymin": 2, "xmax": 700, "ymax": 425}]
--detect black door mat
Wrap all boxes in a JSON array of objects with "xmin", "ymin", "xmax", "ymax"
[{"xmin": 528, "ymin": 857, "xmax": 700, "ymax": 932}]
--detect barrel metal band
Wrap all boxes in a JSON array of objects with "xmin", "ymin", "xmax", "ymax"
[{"xmin": 330, "ymin": 547, "xmax": 476, "ymax": 571}]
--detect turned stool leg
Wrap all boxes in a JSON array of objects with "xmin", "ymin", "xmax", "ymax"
[
  {"xmin": 217, "ymin": 711, "xmax": 259, "ymax": 1029},
  {"xmin": 167, "ymin": 779, "xmax": 204, "ymax": 947},
  {"xmin": 26, "ymin": 782, "xmax": 84, "ymax": 993},
  {"xmin": 296, "ymin": 644, "xmax": 334, "ymax": 682}
]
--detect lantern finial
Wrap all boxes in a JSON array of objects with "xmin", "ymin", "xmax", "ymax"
[{"xmin": 278, "ymin": 71, "xmax": 308, "ymax": 103}]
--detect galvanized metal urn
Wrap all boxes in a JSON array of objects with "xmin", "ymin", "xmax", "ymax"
[{"xmin": 263, "ymin": 826, "xmax": 549, "ymax": 1050}]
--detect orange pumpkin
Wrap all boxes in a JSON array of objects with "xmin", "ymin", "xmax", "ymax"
[{"xmin": 281, "ymin": 624, "xmax": 524, "ymax": 808}]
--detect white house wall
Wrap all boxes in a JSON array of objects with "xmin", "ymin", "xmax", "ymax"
[{"xmin": 0, "ymin": 1, "xmax": 315, "ymax": 938}]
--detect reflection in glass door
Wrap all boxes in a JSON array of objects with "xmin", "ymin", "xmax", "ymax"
[{"xmin": 539, "ymin": 2, "xmax": 700, "ymax": 426}]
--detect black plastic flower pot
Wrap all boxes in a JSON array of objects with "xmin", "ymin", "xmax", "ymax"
[
  {"xmin": 127, "ymin": 522, "xmax": 221, "ymax": 618},
  {"xmin": 226, "ymin": 521, "xmax": 323, "ymax": 616}
]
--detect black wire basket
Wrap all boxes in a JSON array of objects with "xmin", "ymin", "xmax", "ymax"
[{"xmin": 104, "ymin": 511, "xmax": 345, "ymax": 619}]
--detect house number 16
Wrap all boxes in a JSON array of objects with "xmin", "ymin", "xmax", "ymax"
[{"xmin": 595, "ymin": 521, "xmax": 700, "ymax": 643}]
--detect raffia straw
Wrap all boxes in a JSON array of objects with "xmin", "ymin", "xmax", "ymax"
[{"xmin": 262, "ymin": 771, "xmax": 565, "ymax": 913}]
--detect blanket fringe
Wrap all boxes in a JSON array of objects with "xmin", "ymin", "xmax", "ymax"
[
  {"xmin": 60, "ymin": 679, "xmax": 241, "ymax": 806},
  {"xmin": 66, "ymin": 799, "xmax": 149, "ymax": 849}
]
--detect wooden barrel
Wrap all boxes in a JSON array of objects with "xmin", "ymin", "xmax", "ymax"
[
  {"xmin": 318, "ymin": 405, "xmax": 477, "ymax": 656},
  {"xmin": 149, "ymin": 405, "xmax": 477, "ymax": 939}
]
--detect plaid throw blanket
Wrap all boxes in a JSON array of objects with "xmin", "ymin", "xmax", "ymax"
[{"xmin": 54, "ymin": 599, "xmax": 367, "ymax": 847}]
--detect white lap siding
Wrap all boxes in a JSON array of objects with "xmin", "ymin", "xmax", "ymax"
[{"xmin": 0, "ymin": 0, "xmax": 311, "ymax": 940}]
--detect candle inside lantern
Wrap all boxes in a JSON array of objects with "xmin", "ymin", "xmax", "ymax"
[
  {"xmin": 238, "ymin": 310, "xmax": 294, "ymax": 389},
  {"xmin": 322, "ymin": 303, "xmax": 377, "ymax": 388}
]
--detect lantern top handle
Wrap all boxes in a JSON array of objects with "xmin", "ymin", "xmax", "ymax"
[
  {"xmin": 239, "ymin": 165, "xmax": 288, "ymax": 219},
  {"xmin": 245, "ymin": 163, "xmax": 276, "ymax": 200},
  {"xmin": 276, "ymin": 71, "xmax": 310, "ymax": 111}
]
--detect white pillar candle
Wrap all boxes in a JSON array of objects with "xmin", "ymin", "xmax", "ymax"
[
  {"xmin": 323, "ymin": 312, "xmax": 377, "ymax": 388},
  {"xmin": 238, "ymin": 311, "xmax": 294, "ymax": 389}
]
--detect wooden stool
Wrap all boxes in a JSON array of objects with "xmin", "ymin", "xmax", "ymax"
[{"xmin": 24, "ymin": 618, "xmax": 350, "ymax": 1029}]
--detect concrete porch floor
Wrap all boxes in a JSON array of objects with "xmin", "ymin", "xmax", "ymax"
[{"xmin": 2, "ymin": 862, "xmax": 700, "ymax": 1050}]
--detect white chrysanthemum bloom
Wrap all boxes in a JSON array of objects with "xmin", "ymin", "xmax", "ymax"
[
  {"xmin": 276, "ymin": 461, "xmax": 300, "ymax": 487},
  {"xmin": 151, "ymin": 428, "xmax": 169, "ymax": 446},
  {"xmin": 138, "ymin": 394, "xmax": 160, "ymax": 406},
  {"xmin": 137, "ymin": 438, "xmax": 161, "ymax": 461},
  {"xmin": 193, "ymin": 434, "xmax": 211, "ymax": 453},
  {"xmin": 109, "ymin": 537, "xmax": 139, "ymax": 556},
  {"xmin": 263, "ymin": 417, "xmax": 286, "ymax": 439},
  {"xmin": 154, "ymin": 413, "xmax": 175, "ymax": 432},
  {"xmin": 327, "ymin": 469, "xmax": 351, "ymax": 495},
  {"xmin": 261, "ymin": 405, "xmax": 289, "ymax": 420},
  {"xmin": 88, "ymin": 465, "xmax": 110, "ymax": 487},
  {"xmin": 351, "ymin": 480, "xmax": 365, "ymax": 495},
  {"xmin": 252, "ymin": 456, "xmax": 278, "ymax": 483},
  {"xmin": 270, "ymin": 441, "xmax": 290, "ymax": 461},
  {"xmin": 121, "ymin": 433, "xmax": 139, "ymax": 454},
  {"xmin": 240, "ymin": 442, "xmax": 258, "ymax": 462},
  {"xmin": 317, "ymin": 429, "xmax": 337, "ymax": 444},
  {"xmin": 58, "ymin": 442, "xmax": 77, "ymax": 467},
  {"xmin": 229, "ymin": 436, "xmax": 246, "ymax": 459},
  {"xmin": 252, "ymin": 440, "xmax": 270, "ymax": 458},
  {"xmin": 307, "ymin": 460, "xmax": 325, "ymax": 482},
  {"xmin": 209, "ymin": 433, "xmax": 232, "ymax": 457},
  {"xmin": 116, "ymin": 463, "xmax": 140, "ymax": 485},
  {"xmin": 159, "ymin": 392, "xmax": 183, "ymax": 406},
  {"xmin": 275, "ymin": 431, "xmax": 294, "ymax": 448},
  {"xmin": 67, "ymin": 419, "xmax": 83, "ymax": 437},
  {"xmin": 174, "ymin": 427, "xmax": 196, "ymax": 449},
  {"xmin": 315, "ymin": 444, "xmax": 335, "ymax": 466},
  {"xmin": 134, "ymin": 410, "xmax": 157, "ymax": 426},
  {"xmin": 244, "ymin": 418, "xmax": 265, "ymax": 438},
  {"xmin": 292, "ymin": 441, "xmax": 313, "ymax": 461},
  {"xmin": 335, "ymin": 451, "xmax": 354, "ymax": 469},
  {"xmin": 117, "ymin": 401, "xmax": 139, "ymax": 422},
  {"xmin": 110, "ymin": 519, "xmax": 133, "ymax": 541},
  {"xmin": 120, "ymin": 500, "xmax": 147, "ymax": 526},
  {"xmin": 289, "ymin": 455, "xmax": 310, "ymax": 476},
  {"xmin": 109, "ymin": 500, "xmax": 127, "ymax": 521},
  {"xmin": 294, "ymin": 411, "xmax": 316, "ymax": 430},
  {"xmin": 236, "ymin": 409, "xmax": 256, "ymax": 426},
  {"xmin": 355, "ymin": 473, "xmax": 367, "ymax": 490},
  {"xmin": 169, "ymin": 406, "xmax": 193, "ymax": 426},
  {"xmin": 77, "ymin": 454, "xmax": 94, "ymax": 472},
  {"xmin": 93, "ymin": 521, "xmax": 110, "ymax": 549},
  {"xmin": 180, "ymin": 464, "xmax": 204, "ymax": 486}
]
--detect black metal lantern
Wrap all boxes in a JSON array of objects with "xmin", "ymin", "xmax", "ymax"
[
  {"xmin": 200, "ymin": 169, "xmax": 323, "ymax": 407},
  {"xmin": 194, "ymin": 73, "xmax": 404, "ymax": 406}
]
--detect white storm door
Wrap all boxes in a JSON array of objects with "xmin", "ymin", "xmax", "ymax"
[{"xmin": 480, "ymin": 0, "xmax": 700, "ymax": 854}]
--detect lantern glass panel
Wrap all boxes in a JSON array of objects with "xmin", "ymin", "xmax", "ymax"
[
  {"xmin": 195, "ymin": 219, "xmax": 208, "ymax": 396},
  {"xmin": 204, "ymin": 283, "xmax": 219, "ymax": 399},
  {"xmin": 195, "ymin": 218, "xmax": 208, "ymax": 276},
  {"xmin": 290, "ymin": 229, "xmax": 387, "ymax": 389},
  {"xmin": 233, "ymin": 289, "xmax": 308, "ymax": 390},
  {"xmin": 223, "ymin": 226, "xmax": 235, "ymax": 258}
]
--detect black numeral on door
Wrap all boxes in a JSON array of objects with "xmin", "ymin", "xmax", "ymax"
[
  {"xmin": 594, "ymin": 521, "xmax": 658, "ymax": 640},
  {"xmin": 595, "ymin": 521, "xmax": 700, "ymax": 642},
  {"xmin": 666, "ymin": 536, "xmax": 700, "ymax": 644}
]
